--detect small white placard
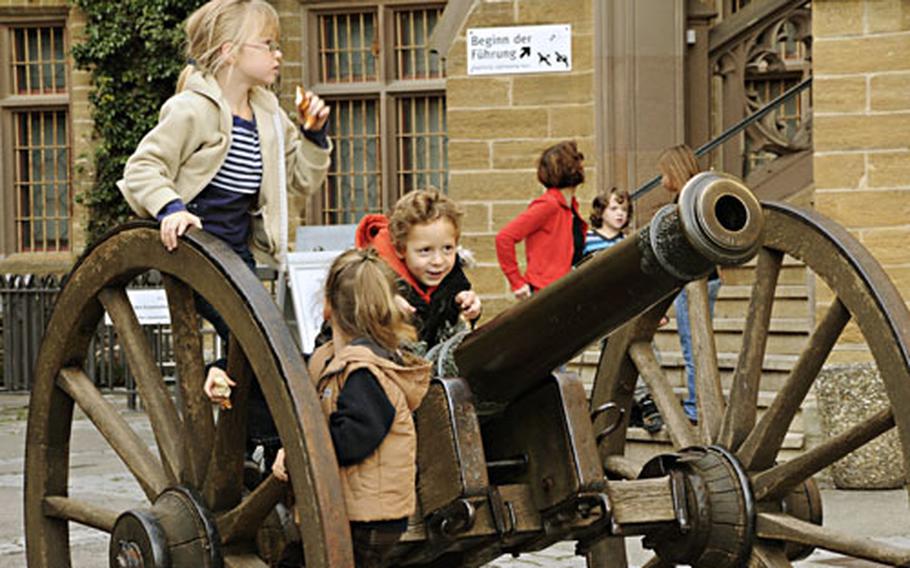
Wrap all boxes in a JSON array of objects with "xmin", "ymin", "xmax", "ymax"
[
  {"xmin": 104, "ymin": 289, "xmax": 171, "ymax": 326},
  {"xmin": 287, "ymin": 250, "xmax": 341, "ymax": 355},
  {"xmin": 467, "ymin": 24, "xmax": 572, "ymax": 76}
]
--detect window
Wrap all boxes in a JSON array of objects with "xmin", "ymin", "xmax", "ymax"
[
  {"xmin": 306, "ymin": 4, "xmax": 447, "ymax": 225},
  {"xmin": 1, "ymin": 22, "xmax": 71, "ymax": 254}
]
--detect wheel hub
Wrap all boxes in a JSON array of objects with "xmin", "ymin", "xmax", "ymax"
[
  {"xmin": 639, "ymin": 446, "xmax": 755, "ymax": 568},
  {"xmin": 109, "ymin": 486, "xmax": 222, "ymax": 568}
]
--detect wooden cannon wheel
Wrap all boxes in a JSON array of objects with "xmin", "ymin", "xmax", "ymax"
[
  {"xmin": 589, "ymin": 201, "xmax": 910, "ymax": 567},
  {"xmin": 24, "ymin": 222, "xmax": 354, "ymax": 567}
]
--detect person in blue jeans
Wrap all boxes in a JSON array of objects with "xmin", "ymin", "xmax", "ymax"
[
  {"xmin": 658, "ymin": 144, "xmax": 722, "ymax": 424},
  {"xmin": 673, "ymin": 278, "xmax": 722, "ymax": 422}
]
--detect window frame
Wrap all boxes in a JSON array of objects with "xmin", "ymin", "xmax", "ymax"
[
  {"xmin": 301, "ymin": 0, "xmax": 447, "ymax": 225},
  {"xmin": 0, "ymin": 10, "xmax": 71, "ymax": 258}
]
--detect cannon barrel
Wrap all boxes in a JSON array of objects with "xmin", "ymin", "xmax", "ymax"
[{"xmin": 455, "ymin": 172, "xmax": 765, "ymax": 414}]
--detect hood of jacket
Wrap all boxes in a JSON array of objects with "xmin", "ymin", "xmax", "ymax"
[
  {"xmin": 319, "ymin": 339, "xmax": 431, "ymax": 412},
  {"xmin": 355, "ymin": 214, "xmax": 436, "ymax": 305}
]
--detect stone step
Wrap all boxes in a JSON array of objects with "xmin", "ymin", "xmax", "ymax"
[
  {"xmin": 572, "ymin": 362, "xmax": 796, "ymax": 393},
  {"xmin": 652, "ymin": 329, "xmax": 810, "ymax": 356},
  {"xmin": 625, "ymin": 426, "xmax": 805, "ymax": 449},
  {"xmin": 657, "ymin": 316, "xmax": 812, "ymax": 334},
  {"xmin": 580, "ymin": 384, "xmax": 811, "ymax": 434}
]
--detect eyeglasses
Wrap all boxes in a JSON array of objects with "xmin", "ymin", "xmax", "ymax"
[{"xmin": 245, "ymin": 39, "xmax": 281, "ymax": 54}]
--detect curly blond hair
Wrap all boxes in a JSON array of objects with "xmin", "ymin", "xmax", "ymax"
[{"xmin": 388, "ymin": 189, "xmax": 463, "ymax": 252}]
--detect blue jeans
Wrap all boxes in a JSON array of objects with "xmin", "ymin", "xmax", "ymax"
[{"xmin": 675, "ymin": 278, "xmax": 722, "ymax": 421}]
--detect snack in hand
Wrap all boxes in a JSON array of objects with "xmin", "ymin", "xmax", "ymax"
[
  {"xmin": 295, "ymin": 85, "xmax": 316, "ymax": 130},
  {"xmin": 210, "ymin": 374, "xmax": 233, "ymax": 410}
]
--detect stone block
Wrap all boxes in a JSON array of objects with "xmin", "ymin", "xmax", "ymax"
[
  {"xmin": 814, "ymin": 113, "xmax": 910, "ymax": 151},
  {"xmin": 448, "ymin": 108, "xmax": 547, "ymax": 139},
  {"xmin": 450, "ymin": 170, "xmax": 538, "ymax": 201},
  {"xmin": 467, "ymin": 0, "xmax": 516, "ymax": 28},
  {"xmin": 492, "ymin": 201, "xmax": 532, "ymax": 228},
  {"xmin": 871, "ymin": 73, "xmax": 910, "ymax": 111},
  {"xmin": 815, "ymin": 189, "xmax": 910, "ymax": 228},
  {"xmin": 868, "ymin": 150, "xmax": 910, "ymax": 187},
  {"xmin": 446, "ymin": 39, "xmax": 467, "ymax": 76},
  {"xmin": 446, "ymin": 76, "xmax": 511, "ymax": 108},
  {"xmin": 459, "ymin": 233, "xmax": 499, "ymax": 264},
  {"xmin": 512, "ymin": 73, "xmax": 593, "ymax": 106},
  {"xmin": 492, "ymin": 139, "xmax": 552, "ymax": 169},
  {"xmin": 460, "ymin": 203, "xmax": 491, "ymax": 233},
  {"xmin": 813, "ymin": 0, "xmax": 864, "ymax": 37},
  {"xmin": 815, "ymin": 34, "xmax": 910, "ymax": 75},
  {"xmin": 814, "ymin": 76, "xmax": 866, "ymax": 114},
  {"xmin": 816, "ymin": 363, "xmax": 905, "ymax": 489},
  {"xmin": 572, "ymin": 33, "xmax": 594, "ymax": 72},
  {"xmin": 861, "ymin": 227, "xmax": 910, "ymax": 265},
  {"xmin": 548, "ymin": 105, "xmax": 595, "ymax": 137},
  {"xmin": 448, "ymin": 141, "xmax": 491, "ymax": 170},
  {"xmin": 517, "ymin": 0, "xmax": 593, "ymax": 34},
  {"xmin": 814, "ymin": 152, "xmax": 865, "ymax": 189},
  {"xmin": 866, "ymin": 0, "xmax": 910, "ymax": 33},
  {"xmin": 465, "ymin": 264, "xmax": 508, "ymax": 295}
]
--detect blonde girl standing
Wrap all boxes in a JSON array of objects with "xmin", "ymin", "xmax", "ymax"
[{"xmin": 120, "ymin": 0, "xmax": 332, "ymax": 466}]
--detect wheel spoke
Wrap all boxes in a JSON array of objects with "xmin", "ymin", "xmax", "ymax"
[
  {"xmin": 99, "ymin": 286, "xmax": 184, "ymax": 482},
  {"xmin": 738, "ymin": 299, "xmax": 851, "ymax": 471},
  {"xmin": 756, "ymin": 512, "xmax": 910, "ymax": 565},
  {"xmin": 752, "ymin": 408, "xmax": 895, "ymax": 501},
  {"xmin": 747, "ymin": 542, "xmax": 792, "ymax": 568},
  {"xmin": 629, "ymin": 341, "xmax": 701, "ymax": 448},
  {"xmin": 685, "ymin": 278, "xmax": 725, "ymax": 443},
  {"xmin": 164, "ymin": 275, "xmax": 215, "ymax": 487},
  {"xmin": 57, "ymin": 367, "xmax": 169, "ymax": 500},
  {"xmin": 203, "ymin": 336, "xmax": 254, "ymax": 512},
  {"xmin": 718, "ymin": 248, "xmax": 783, "ymax": 451},
  {"xmin": 43, "ymin": 496, "xmax": 118, "ymax": 532},
  {"xmin": 217, "ymin": 474, "xmax": 287, "ymax": 544}
]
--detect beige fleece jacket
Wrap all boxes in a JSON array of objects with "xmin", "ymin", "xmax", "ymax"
[{"xmin": 117, "ymin": 70, "xmax": 332, "ymax": 261}]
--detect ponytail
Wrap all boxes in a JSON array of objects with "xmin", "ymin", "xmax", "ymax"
[{"xmin": 325, "ymin": 249, "xmax": 416, "ymax": 352}]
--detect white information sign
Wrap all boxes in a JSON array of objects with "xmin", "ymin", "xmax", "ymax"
[
  {"xmin": 104, "ymin": 289, "xmax": 170, "ymax": 326},
  {"xmin": 287, "ymin": 250, "xmax": 340, "ymax": 355},
  {"xmin": 467, "ymin": 24, "xmax": 572, "ymax": 76}
]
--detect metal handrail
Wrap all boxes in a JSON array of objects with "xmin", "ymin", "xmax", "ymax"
[{"xmin": 631, "ymin": 76, "xmax": 812, "ymax": 201}]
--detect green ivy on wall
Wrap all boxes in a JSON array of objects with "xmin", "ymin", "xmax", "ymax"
[{"xmin": 72, "ymin": 0, "xmax": 205, "ymax": 244}]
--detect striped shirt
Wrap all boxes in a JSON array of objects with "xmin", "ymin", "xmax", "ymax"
[
  {"xmin": 186, "ymin": 115, "xmax": 263, "ymax": 253},
  {"xmin": 582, "ymin": 229, "xmax": 624, "ymax": 258}
]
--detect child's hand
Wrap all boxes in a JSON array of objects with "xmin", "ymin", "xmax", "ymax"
[
  {"xmin": 272, "ymin": 448, "xmax": 288, "ymax": 482},
  {"xmin": 394, "ymin": 295, "xmax": 416, "ymax": 316},
  {"xmin": 298, "ymin": 91, "xmax": 330, "ymax": 131},
  {"xmin": 455, "ymin": 290, "xmax": 482, "ymax": 321},
  {"xmin": 160, "ymin": 211, "xmax": 202, "ymax": 252},
  {"xmin": 203, "ymin": 367, "xmax": 236, "ymax": 409},
  {"xmin": 513, "ymin": 284, "xmax": 532, "ymax": 301}
]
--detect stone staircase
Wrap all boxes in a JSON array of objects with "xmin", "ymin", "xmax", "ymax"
[{"xmin": 571, "ymin": 254, "xmax": 817, "ymax": 468}]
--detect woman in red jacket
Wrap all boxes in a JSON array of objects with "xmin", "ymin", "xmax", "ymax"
[{"xmin": 495, "ymin": 140, "xmax": 587, "ymax": 300}]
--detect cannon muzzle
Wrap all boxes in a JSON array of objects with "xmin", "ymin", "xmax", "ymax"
[{"xmin": 455, "ymin": 172, "xmax": 764, "ymax": 414}]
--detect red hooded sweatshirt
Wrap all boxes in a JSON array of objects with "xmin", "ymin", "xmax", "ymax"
[
  {"xmin": 495, "ymin": 188, "xmax": 587, "ymax": 292},
  {"xmin": 355, "ymin": 214, "xmax": 435, "ymax": 304}
]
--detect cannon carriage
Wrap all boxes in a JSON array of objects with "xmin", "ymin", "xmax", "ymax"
[{"xmin": 24, "ymin": 173, "xmax": 910, "ymax": 567}]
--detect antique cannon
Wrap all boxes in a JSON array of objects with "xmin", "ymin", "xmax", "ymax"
[{"xmin": 24, "ymin": 173, "xmax": 910, "ymax": 567}]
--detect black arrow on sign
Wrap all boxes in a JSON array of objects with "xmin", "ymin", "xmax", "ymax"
[{"xmin": 520, "ymin": 46, "xmax": 531, "ymax": 58}]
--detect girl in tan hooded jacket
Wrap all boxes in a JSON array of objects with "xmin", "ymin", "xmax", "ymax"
[{"xmin": 273, "ymin": 249, "xmax": 430, "ymax": 567}]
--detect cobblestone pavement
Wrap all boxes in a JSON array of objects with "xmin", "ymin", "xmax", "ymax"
[{"xmin": 1, "ymin": 393, "xmax": 908, "ymax": 567}]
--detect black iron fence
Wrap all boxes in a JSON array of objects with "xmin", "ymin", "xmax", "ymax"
[{"xmin": 0, "ymin": 269, "xmax": 279, "ymax": 402}]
